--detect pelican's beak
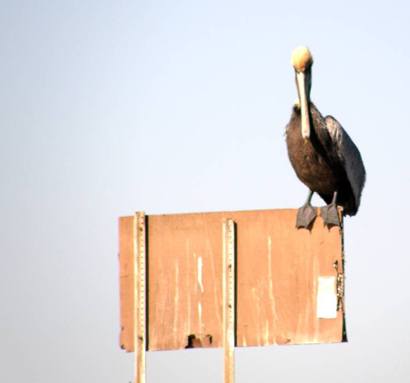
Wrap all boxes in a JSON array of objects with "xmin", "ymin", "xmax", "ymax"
[{"xmin": 295, "ymin": 71, "xmax": 310, "ymax": 139}]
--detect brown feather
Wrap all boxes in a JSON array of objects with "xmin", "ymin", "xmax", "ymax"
[{"xmin": 286, "ymin": 103, "xmax": 358, "ymax": 215}]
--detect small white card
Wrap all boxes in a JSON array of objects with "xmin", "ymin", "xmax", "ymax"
[{"xmin": 317, "ymin": 276, "xmax": 337, "ymax": 319}]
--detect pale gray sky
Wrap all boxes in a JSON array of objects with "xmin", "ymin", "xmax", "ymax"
[{"xmin": 1, "ymin": 1, "xmax": 409, "ymax": 382}]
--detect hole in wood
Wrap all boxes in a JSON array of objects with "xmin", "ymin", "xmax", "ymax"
[{"xmin": 185, "ymin": 334, "xmax": 213, "ymax": 348}]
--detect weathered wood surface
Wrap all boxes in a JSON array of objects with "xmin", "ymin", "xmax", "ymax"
[
  {"xmin": 118, "ymin": 216, "xmax": 134, "ymax": 352},
  {"xmin": 118, "ymin": 208, "xmax": 345, "ymax": 352}
]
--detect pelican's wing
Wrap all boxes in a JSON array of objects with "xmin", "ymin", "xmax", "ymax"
[{"xmin": 325, "ymin": 115, "xmax": 366, "ymax": 212}]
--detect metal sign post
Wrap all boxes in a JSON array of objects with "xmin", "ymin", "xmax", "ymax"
[
  {"xmin": 134, "ymin": 212, "xmax": 146, "ymax": 383},
  {"xmin": 222, "ymin": 219, "xmax": 236, "ymax": 383}
]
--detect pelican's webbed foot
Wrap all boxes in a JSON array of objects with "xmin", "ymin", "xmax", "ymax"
[
  {"xmin": 296, "ymin": 204, "xmax": 317, "ymax": 229},
  {"xmin": 296, "ymin": 190, "xmax": 317, "ymax": 229},
  {"xmin": 320, "ymin": 191, "xmax": 341, "ymax": 227}
]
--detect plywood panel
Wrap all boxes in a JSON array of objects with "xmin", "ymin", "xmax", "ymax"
[
  {"xmin": 118, "ymin": 216, "xmax": 135, "ymax": 352},
  {"xmin": 118, "ymin": 209, "xmax": 345, "ymax": 352},
  {"xmin": 148, "ymin": 213, "xmax": 224, "ymax": 351},
  {"xmin": 233, "ymin": 209, "xmax": 343, "ymax": 346}
]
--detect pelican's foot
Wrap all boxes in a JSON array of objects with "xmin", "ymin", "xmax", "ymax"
[
  {"xmin": 296, "ymin": 204, "xmax": 317, "ymax": 229},
  {"xmin": 320, "ymin": 203, "xmax": 340, "ymax": 228}
]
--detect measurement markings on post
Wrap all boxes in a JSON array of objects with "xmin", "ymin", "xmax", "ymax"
[{"xmin": 134, "ymin": 212, "xmax": 146, "ymax": 383}]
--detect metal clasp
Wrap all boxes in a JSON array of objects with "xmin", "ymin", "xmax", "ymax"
[{"xmin": 333, "ymin": 260, "xmax": 344, "ymax": 312}]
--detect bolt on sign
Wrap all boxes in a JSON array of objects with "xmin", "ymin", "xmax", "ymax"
[{"xmin": 118, "ymin": 208, "xmax": 346, "ymax": 382}]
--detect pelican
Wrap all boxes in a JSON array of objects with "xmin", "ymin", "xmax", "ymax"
[{"xmin": 286, "ymin": 46, "xmax": 366, "ymax": 229}]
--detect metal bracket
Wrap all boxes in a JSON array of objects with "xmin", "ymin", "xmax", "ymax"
[
  {"xmin": 223, "ymin": 219, "xmax": 236, "ymax": 383},
  {"xmin": 333, "ymin": 260, "xmax": 344, "ymax": 312}
]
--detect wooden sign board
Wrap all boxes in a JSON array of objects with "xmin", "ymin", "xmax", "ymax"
[{"xmin": 118, "ymin": 208, "xmax": 345, "ymax": 353}]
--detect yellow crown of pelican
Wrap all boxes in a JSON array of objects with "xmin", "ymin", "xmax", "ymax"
[{"xmin": 291, "ymin": 46, "xmax": 313, "ymax": 72}]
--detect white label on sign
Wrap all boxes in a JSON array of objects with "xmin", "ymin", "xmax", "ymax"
[{"xmin": 317, "ymin": 276, "xmax": 337, "ymax": 319}]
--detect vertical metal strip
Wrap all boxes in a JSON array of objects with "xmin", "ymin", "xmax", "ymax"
[
  {"xmin": 134, "ymin": 212, "xmax": 146, "ymax": 383},
  {"xmin": 223, "ymin": 219, "xmax": 236, "ymax": 383}
]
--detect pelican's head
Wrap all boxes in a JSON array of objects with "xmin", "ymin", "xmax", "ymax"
[
  {"xmin": 291, "ymin": 46, "xmax": 313, "ymax": 73},
  {"xmin": 291, "ymin": 46, "xmax": 313, "ymax": 140}
]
